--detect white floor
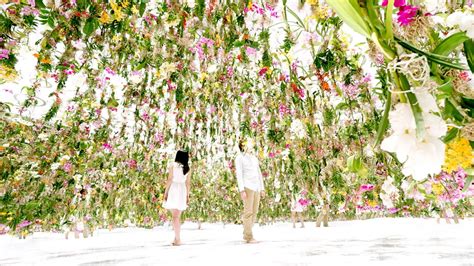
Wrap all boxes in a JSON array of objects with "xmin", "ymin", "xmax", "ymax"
[{"xmin": 1, "ymin": 218, "xmax": 473, "ymax": 266}]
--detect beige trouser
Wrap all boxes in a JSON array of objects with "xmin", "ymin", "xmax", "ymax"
[{"xmin": 242, "ymin": 188, "xmax": 260, "ymax": 241}]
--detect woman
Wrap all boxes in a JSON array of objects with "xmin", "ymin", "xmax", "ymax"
[{"xmin": 163, "ymin": 150, "xmax": 191, "ymax": 246}]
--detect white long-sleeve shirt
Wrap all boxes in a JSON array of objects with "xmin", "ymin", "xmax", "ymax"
[{"xmin": 235, "ymin": 152, "xmax": 264, "ymax": 192}]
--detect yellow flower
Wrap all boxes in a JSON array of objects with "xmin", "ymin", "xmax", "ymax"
[
  {"xmin": 247, "ymin": 1, "xmax": 253, "ymax": 9},
  {"xmin": 307, "ymin": 0, "xmax": 318, "ymax": 4},
  {"xmin": 99, "ymin": 11, "xmax": 112, "ymax": 24},
  {"xmin": 110, "ymin": 0, "xmax": 124, "ymax": 21},
  {"xmin": 131, "ymin": 5, "xmax": 139, "ymax": 15},
  {"xmin": 368, "ymin": 200, "xmax": 378, "ymax": 207},
  {"xmin": 200, "ymin": 72, "xmax": 208, "ymax": 82},
  {"xmin": 432, "ymin": 183, "xmax": 443, "ymax": 195},
  {"xmin": 112, "ymin": 35, "xmax": 122, "ymax": 43},
  {"xmin": 121, "ymin": 0, "xmax": 129, "ymax": 8},
  {"xmin": 0, "ymin": 65, "xmax": 18, "ymax": 82},
  {"xmin": 215, "ymin": 34, "xmax": 222, "ymax": 47},
  {"xmin": 155, "ymin": 71, "xmax": 161, "ymax": 78},
  {"xmin": 443, "ymin": 136, "xmax": 473, "ymax": 172}
]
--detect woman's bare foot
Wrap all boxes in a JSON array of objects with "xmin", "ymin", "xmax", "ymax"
[
  {"xmin": 172, "ymin": 239, "xmax": 181, "ymax": 246},
  {"xmin": 245, "ymin": 239, "xmax": 259, "ymax": 244}
]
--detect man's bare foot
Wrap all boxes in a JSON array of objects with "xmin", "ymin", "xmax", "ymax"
[{"xmin": 245, "ymin": 239, "xmax": 259, "ymax": 244}]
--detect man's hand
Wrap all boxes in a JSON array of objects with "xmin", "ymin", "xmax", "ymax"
[
  {"xmin": 164, "ymin": 192, "xmax": 168, "ymax": 201},
  {"xmin": 260, "ymin": 191, "xmax": 265, "ymax": 198},
  {"xmin": 240, "ymin": 191, "xmax": 247, "ymax": 200}
]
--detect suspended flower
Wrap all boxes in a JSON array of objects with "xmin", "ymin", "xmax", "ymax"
[
  {"xmin": 381, "ymin": 0, "xmax": 406, "ymax": 7},
  {"xmin": 0, "ymin": 49, "xmax": 9, "ymax": 60},
  {"xmin": 381, "ymin": 101, "xmax": 447, "ymax": 181},
  {"xmin": 359, "ymin": 184, "xmax": 375, "ymax": 193},
  {"xmin": 397, "ymin": 5, "xmax": 419, "ymax": 26},
  {"xmin": 258, "ymin": 67, "xmax": 268, "ymax": 76},
  {"xmin": 290, "ymin": 119, "xmax": 306, "ymax": 139},
  {"xmin": 443, "ymin": 136, "xmax": 473, "ymax": 172}
]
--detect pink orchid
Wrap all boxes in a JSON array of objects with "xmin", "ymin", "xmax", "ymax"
[
  {"xmin": 381, "ymin": 0, "xmax": 406, "ymax": 7},
  {"xmin": 397, "ymin": 5, "xmax": 418, "ymax": 26}
]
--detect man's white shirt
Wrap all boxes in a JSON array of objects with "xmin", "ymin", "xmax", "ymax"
[{"xmin": 235, "ymin": 152, "xmax": 264, "ymax": 192}]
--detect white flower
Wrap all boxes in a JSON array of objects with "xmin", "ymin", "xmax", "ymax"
[
  {"xmin": 446, "ymin": 11, "xmax": 474, "ymax": 39},
  {"xmin": 290, "ymin": 119, "xmax": 306, "ymax": 139},
  {"xmin": 129, "ymin": 71, "xmax": 143, "ymax": 84},
  {"xmin": 65, "ymin": 72, "xmax": 88, "ymax": 91},
  {"xmin": 50, "ymin": 163, "xmax": 61, "ymax": 171},
  {"xmin": 274, "ymin": 193, "xmax": 281, "ymax": 203},
  {"xmin": 159, "ymin": 62, "xmax": 176, "ymax": 79},
  {"xmin": 274, "ymin": 178, "xmax": 281, "ymax": 189},
  {"xmin": 380, "ymin": 176, "xmax": 399, "ymax": 208},
  {"xmin": 38, "ymin": 133, "xmax": 48, "ymax": 141},
  {"xmin": 381, "ymin": 101, "xmax": 447, "ymax": 181},
  {"xmin": 186, "ymin": 0, "xmax": 195, "ymax": 8}
]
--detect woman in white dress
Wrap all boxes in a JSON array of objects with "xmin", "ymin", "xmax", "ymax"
[{"xmin": 163, "ymin": 150, "xmax": 191, "ymax": 246}]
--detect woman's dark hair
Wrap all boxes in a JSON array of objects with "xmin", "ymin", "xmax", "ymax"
[
  {"xmin": 175, "ymin": 150, "xmax": 190, "ymax": 175},
  {"xmin": 238, "ymin": 139, "xmax": 244, "ymax": 152}
]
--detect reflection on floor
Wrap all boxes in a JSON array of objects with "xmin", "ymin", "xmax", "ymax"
[{"xmin": 1, "ymin": 218, "xmax": 473, "ymax": 265}]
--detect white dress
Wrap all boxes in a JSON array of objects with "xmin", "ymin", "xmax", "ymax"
[{"xmin": 163, "ymin": 163, "xmax": 188, "ymax": 211}]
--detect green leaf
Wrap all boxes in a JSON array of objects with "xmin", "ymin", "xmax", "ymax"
[
  {"xmin": 384, "ymin": 0, "xmax": 394, "ymax": 40},
  {"xmin": 285, "ymin": 6, "xmax": 306, "ymax": 30},
  {"xmin": 326, "ymin": 0, "xmax": 372, "ymax": 38},
  {"xmin": 442, "ymin": 127, "xmax": 459, "ymax": 143},
  {"xmin": 432, "ymin": 32, "xmax": 470, "ymax": 74},
  {"xmin": 437, "ymin": 80, "xmax": 454, "ymax": 95},
  {"xmin": 83, "ymin": 18, "xmax": 99, "ymax": 36},
  {"xmin": 398, "ymin": 73, "xmax": 425, "ymax": 139},
  {"xmin": 375, "ymin": 90, "xmax": 391, "ymax": 146},
  {"xmin": 444, "ymin": 98, "xmax": 464, "ymax": 121},
  {"xmin": 464, "ymin": 39, "xmax": 474, "ymax": 73},
  {"xmin": 396, "ymin": 37, "xmax": 467, "ymax": 70},
  {"xmin": 35, "ymin": 0, "xmax": 45, "ymax": 8},
  {"xmin": 139, "ymin": 1, "xmax": 147, "ymax": 16},
  {"xmin": 462, "ymin": 175, "xmax": 473, "ymax": 192}
]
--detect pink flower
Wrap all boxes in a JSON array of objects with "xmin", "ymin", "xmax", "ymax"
[
  {"xmin": 102, "ymin": 142, "xmax": 113, "ymax": 152},
  {"xmin": 397, "ymin": 5, "xmax": 418, "ymax": 26},
  {"xmin": 381, "ymin": 0, "xmax": 406, "ymax": 7},
  {"xmin": 0, "ymin": 49, "xmax": 9, "ymax": 60},
  {"xmin": 17, "ymin": 220, "xmax": 32, "ymax": 229},
  {"xmin": 258, "ymin": 67, "xmax": 268, "ymax": 76},
  {"xmin": 245, "ymin": 46, "xmax": 257, "ymax": 56},
  {"xmin": 359, "ymin": 184, "xmax": 375, "ymax": 193},
  {"xmin": 459, "ymin": 71, "xmax": 471, "ymax": 81},
  {"xmin": 105, "ymin": 67, "xmax": 116, "ymax": 75},
  {"xmin": 63, "ymin": 162, "xmax": 72, "ymax": 173},
  {"xmin": 279, "ymin": 104, "xmax": 290, "ymax": 116},
  {"xmin": 0, "ymin": 224, "xmax": 10, "ymax": 235},
  {"xmin": 388, "ymin": 207, "xmax": 399, "ymax": 214},
  {"xmin": 227, "ymin": 66, "xmax": 233, "ymax": 77},
  {"xmin": 269, "ymin": 152, "xmax": 276, "ymax": 158},
  {"xmin": 142, "ymin": 112, "xmax": 150, "ymax": 121},
  {"xmin": 128, "ymin": 159, "xmax": 137, "ymax": 169}
]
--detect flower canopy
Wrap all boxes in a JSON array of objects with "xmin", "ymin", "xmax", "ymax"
[{"xmin": 0, "ymin": 0, "xmax": 473, "ymax": 236}]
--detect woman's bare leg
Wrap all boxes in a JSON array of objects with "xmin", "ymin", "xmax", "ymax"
[
  {"xmin": 298, "ymin": 213, "xmax": 304, "ymax": 228},
  {"xmin": 291, "ymin": 212, "xmax": 296, "ymax": 228},
  {"xmin": 172, "ymin": 209, "xmax": 182, "ymax": 245}
]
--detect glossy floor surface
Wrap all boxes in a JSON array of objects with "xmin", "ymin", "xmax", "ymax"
[{"xmin": 1, "ymin": 218, "xmax": 473, "ymax": 265}]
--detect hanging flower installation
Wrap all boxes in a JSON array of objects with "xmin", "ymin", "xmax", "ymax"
[{"xmin": 0, "ymin": 0, "xmax": 472, "ymax": 237}]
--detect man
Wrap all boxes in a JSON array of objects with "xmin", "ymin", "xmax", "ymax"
[{"xmin": 235, "ymin": 138, "xmax": 265, "ymax": 244}]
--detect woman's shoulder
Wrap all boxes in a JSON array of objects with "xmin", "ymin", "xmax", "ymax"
[{"xmin": 168, "ymin": 162, "xmax": 181, "ymax": 169}]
